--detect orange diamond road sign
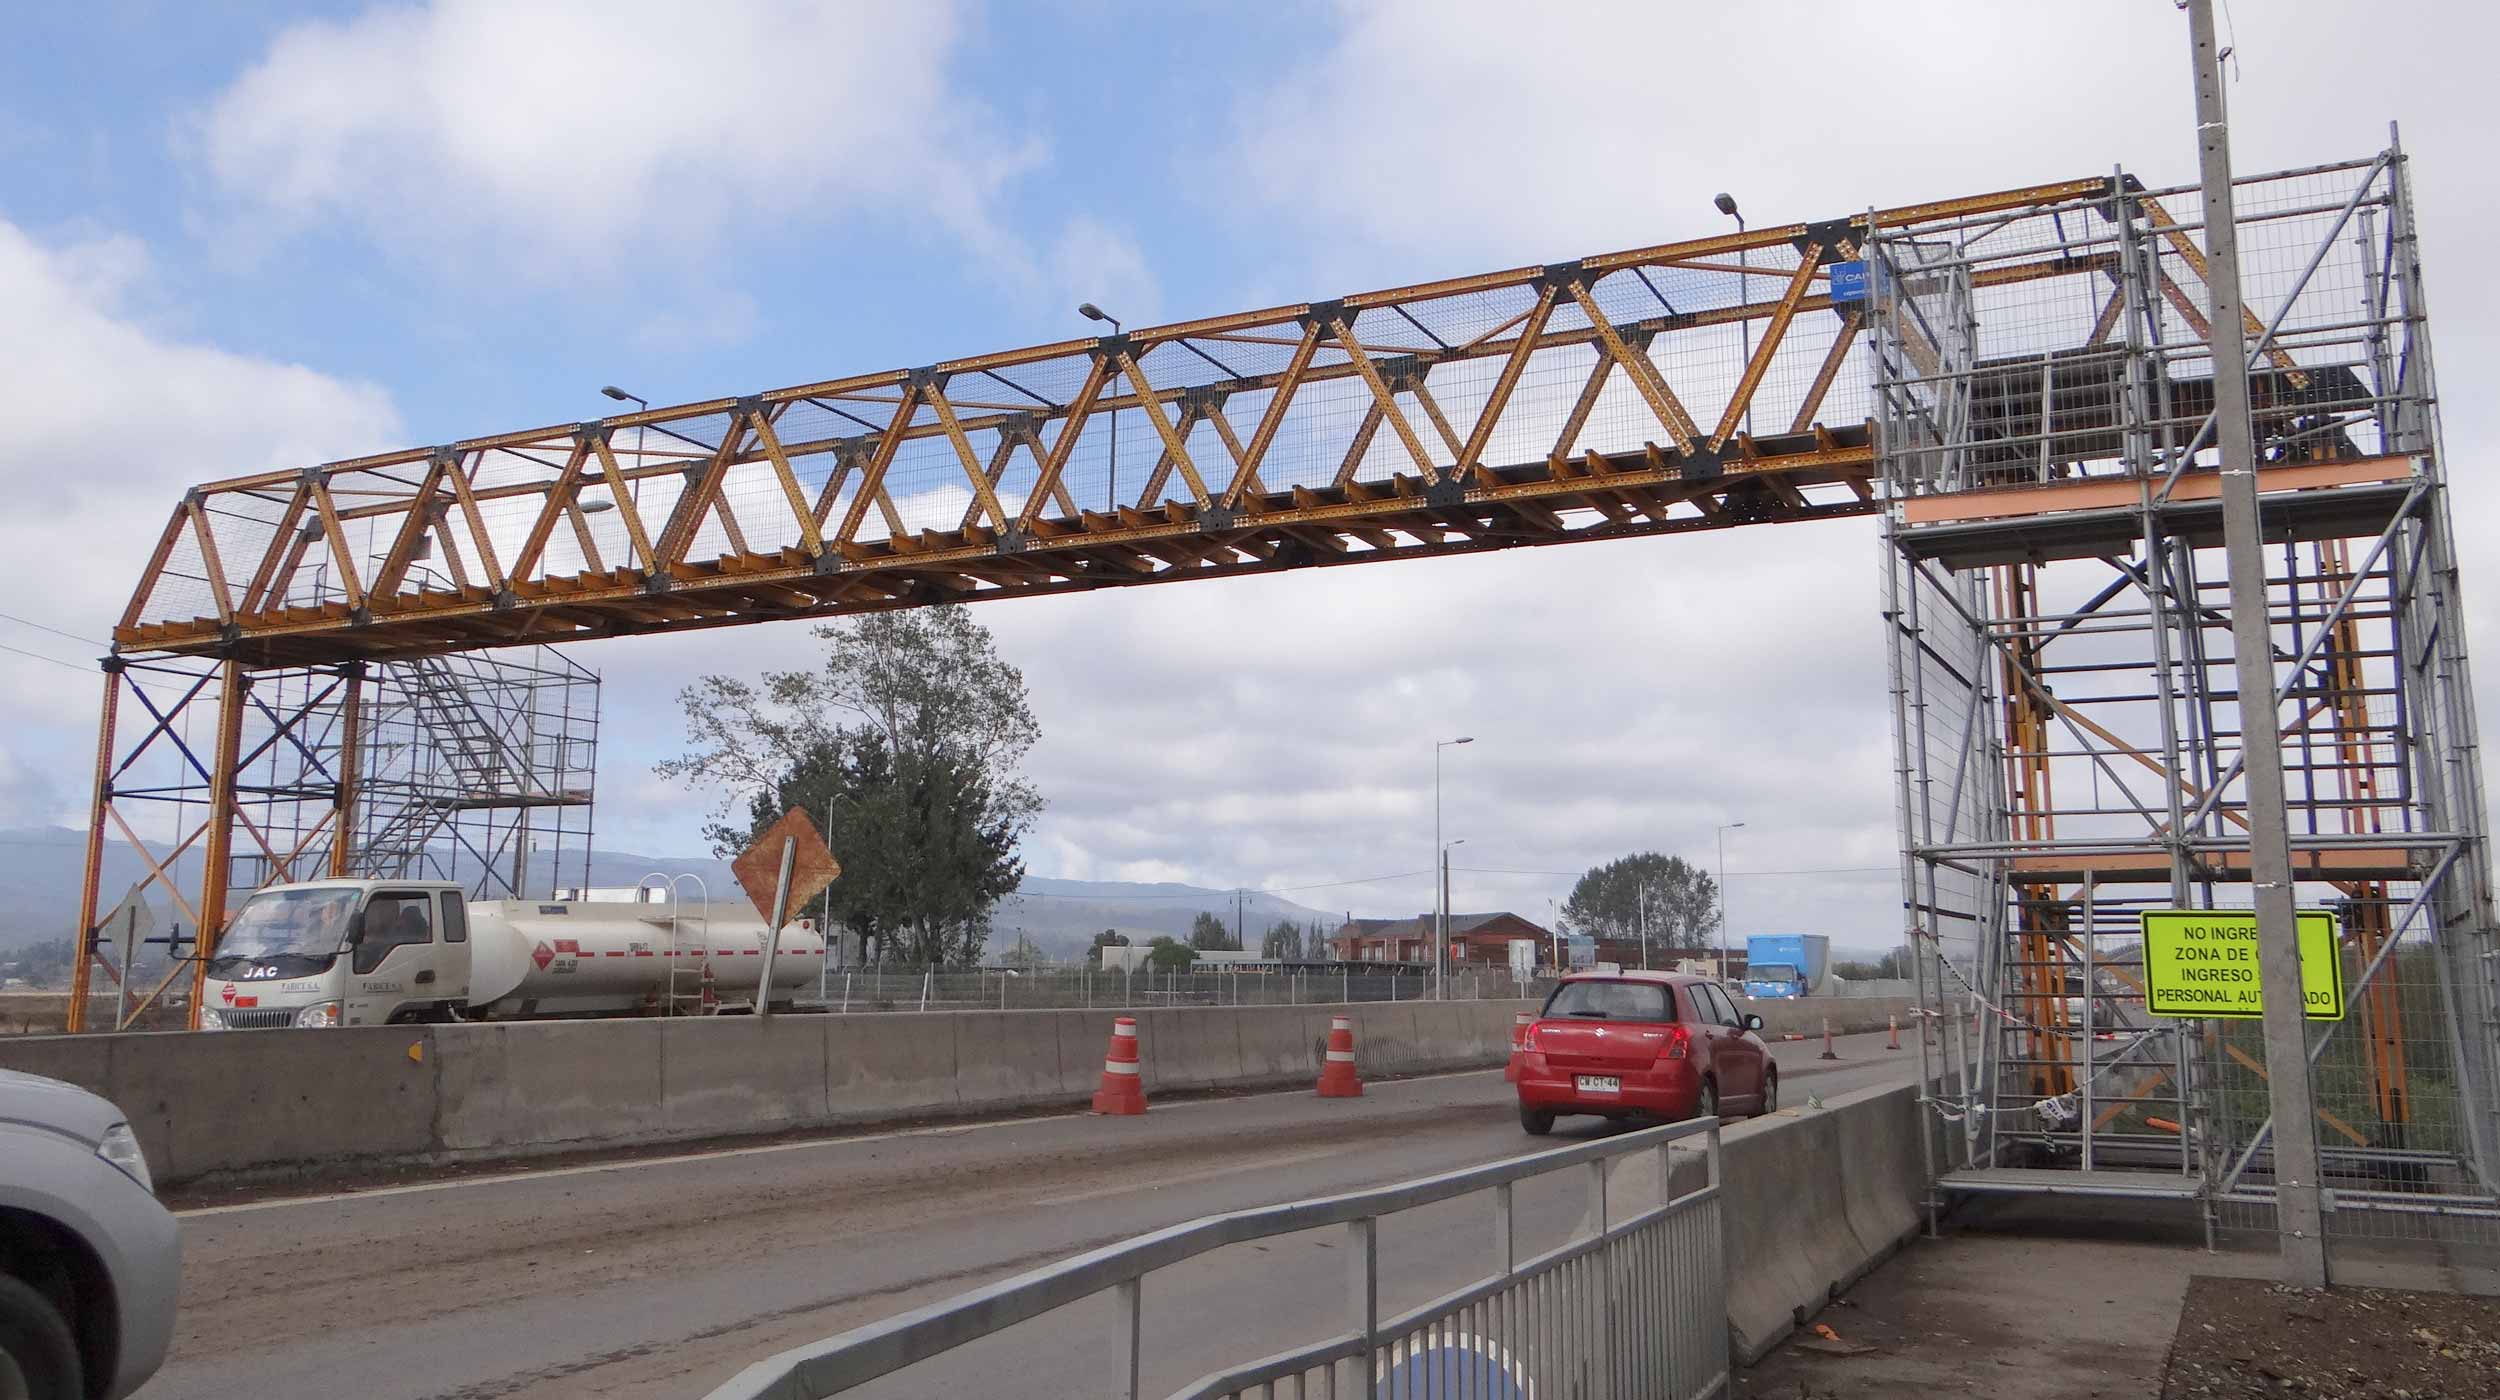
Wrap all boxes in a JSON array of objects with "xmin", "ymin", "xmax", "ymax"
[{"xmin": 731, "ymin": 809, "xmax": 842, "ymax": 923}]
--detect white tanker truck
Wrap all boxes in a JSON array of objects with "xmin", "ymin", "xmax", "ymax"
[{"xmin": 195, "ymin": 878, "xmax": 826, "ymax": 1029}]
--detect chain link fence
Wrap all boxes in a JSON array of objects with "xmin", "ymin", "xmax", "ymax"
[{"xmin": 797, "ymin": 965, "xmax": 1559, "ymax": 1014}]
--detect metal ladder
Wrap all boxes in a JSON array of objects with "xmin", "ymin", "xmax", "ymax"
[
  {"xmin": 638, "ymin": 873, "xmax": 714, "ymax": 1016},
  {"xmin": 402, "ymin": 656, "xmax": 541, "ymax": 799},
  {"xmin": 349, "ymin": 657, "xmax": 544, "ymax": 880}
]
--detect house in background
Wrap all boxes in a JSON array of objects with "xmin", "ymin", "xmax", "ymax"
[{"xmin": 1329, "ymin": 912, "xmax": 1577, "ymax": 967}]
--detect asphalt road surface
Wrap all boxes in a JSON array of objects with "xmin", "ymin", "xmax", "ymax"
[{"xmin": 143, "ymin": 1028, "xmax": 1916, "ymax": 1398}]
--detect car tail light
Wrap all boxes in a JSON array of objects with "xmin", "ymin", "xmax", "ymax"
[{"xmin": 1657, "ymin": 1025, "xmax": 1692, "ymax": 1061}]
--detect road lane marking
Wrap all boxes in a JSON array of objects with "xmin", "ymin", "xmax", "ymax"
[
  {"xmin": 1028, "ymin": 1147, "xmax": 1343, "ymax": 1207},
  {"xmin": 173, "ymin": 1064, "xmax": 1509, "ymax": 1218}
]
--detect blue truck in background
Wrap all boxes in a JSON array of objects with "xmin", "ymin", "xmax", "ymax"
[{"xmin": 1743, "ymin": 933, "xmax": 1832, "ymax": 998}]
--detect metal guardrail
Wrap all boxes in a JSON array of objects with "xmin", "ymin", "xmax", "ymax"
[{"xmin": 709, "ymin": 1118, "xmax": 1725, "ymax": 1400}]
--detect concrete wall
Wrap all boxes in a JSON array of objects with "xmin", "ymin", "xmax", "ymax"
[
  {"xmin": 0, "ymin": 999, "xmax": 1536, "ymax": 1188},
  {"xmin": 1716, "ymin": 1082, "xmax": 1927, "ymax": 1363},
  {"xmin": 1745, "ymin": 996, "xmax": 1914, "ymax": 1040}
]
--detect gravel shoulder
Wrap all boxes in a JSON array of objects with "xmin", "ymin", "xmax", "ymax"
[{"xmin": 2159, "ymin": 1276, "xmax": 2500, "ymax": 1399}]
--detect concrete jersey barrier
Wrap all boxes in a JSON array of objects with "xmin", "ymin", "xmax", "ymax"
[
  {"xmin": 1715, "ymin": 1082, "xmax": 1925, "ymax": 1362},
  {"xmin": 0, "ymin": 999, "xmax": 1540, "ymax": 1188}
]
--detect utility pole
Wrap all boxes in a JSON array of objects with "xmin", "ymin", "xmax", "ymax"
[
  {"xmin": 2185, "ymin": 0, "xmax": 2329, "ymax": 1287},
  {"xmin": 1637, "ymin": 882, "xmax": 1650, "ymax": 971}
]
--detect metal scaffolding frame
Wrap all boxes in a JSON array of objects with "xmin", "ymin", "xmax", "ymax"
[
  {"xmin": 1878, "ymin": 143, "xmax": 2498, "ymax": 1246},
  {"xmin": 65, "ymin": 646, "xmax": 597, "ymax": 1031}
]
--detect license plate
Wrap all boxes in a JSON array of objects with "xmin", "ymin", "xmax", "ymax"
[{"xmin": 1575, "ymin": 1075, "xmax": 1622, "ymax": 1094}]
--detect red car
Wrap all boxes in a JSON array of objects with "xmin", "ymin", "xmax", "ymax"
[{"xmin": 1512, "ymin": 971, "xmax": 1777, "ymax": 1134}]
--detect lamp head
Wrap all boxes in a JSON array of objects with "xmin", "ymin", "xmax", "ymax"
[
  {"xmin": 1078, "ymin": 303, "xmax": 1110, "ymax": 322},
  {"xmin": 599, "ymin": 385, "xmax": 636, "ymax": 403},
  {"xmin": 1713, "ymin": 192, "xmax": 1739, "ymax": 217}
]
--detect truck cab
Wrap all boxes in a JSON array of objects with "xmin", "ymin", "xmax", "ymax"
[{"xmin": 199, "ymin": 880, "xmax": 471, "ymax": 1029}]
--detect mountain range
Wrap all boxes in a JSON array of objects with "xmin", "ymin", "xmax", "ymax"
[{"xmin": 0, "ymin": 826, "xmax": 1345, "ymax": 959}]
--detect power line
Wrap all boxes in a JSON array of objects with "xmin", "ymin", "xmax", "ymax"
[
  {"xmin": 1454, "ymin": 863, "xmax": 1894, "ymax": 879},
  {"xmin": 1008, "ymin": 868, "xmax": 1434, "ymax": 902},
  {"xmin": 0, "ymin": 610, "xmax": 103, "ymax": 648},
  {"xmin": 0, "ymin": 640, "xmax": 96, "ymax": 674}
]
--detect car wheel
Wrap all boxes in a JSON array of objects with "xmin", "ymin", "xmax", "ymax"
[
  {"xmin": 1756, "ymin": 1069, "xmax": 1779, "ymax": 1117},
  {"xmin": 1519, "ymin": 1106, "xmax": 1556, "ymax": 1136},
  {"xmin": 0, "ymin": 1274, "xmax": 83, "ymax": 1400},
  {"xmin": 1690, "ymin": 1076, "xmax": 1719, "ymax": 1123}
]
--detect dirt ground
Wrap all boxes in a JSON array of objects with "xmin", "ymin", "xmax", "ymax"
[{"xmin": 2159, "ymin": 1276, "xmax": 2500, "ymax": 1399}]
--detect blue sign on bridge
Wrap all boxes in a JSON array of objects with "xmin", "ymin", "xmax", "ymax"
[{"xmin": 1828, "ymin": 259, "xmax": 1873, "ymax": 304}]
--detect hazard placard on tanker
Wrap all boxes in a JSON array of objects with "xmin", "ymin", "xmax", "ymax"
[{"xmin": 2139, "ymin": 910, "xmax": 2345, "ymax": 1020}]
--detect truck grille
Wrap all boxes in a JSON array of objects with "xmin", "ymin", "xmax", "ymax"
[{"xmin": 220, "ymin": 1008, "xmax": 299, "ymax": 1029}]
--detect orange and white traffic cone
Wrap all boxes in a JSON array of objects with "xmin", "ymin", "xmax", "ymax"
[
  {"xmin": 1819, "ymin": 1017, "xmax": 1839, "ymax": 1061},
  {"xmin": 1317, "ymin": 1014, "xmax": 1363, "ymax": 1097},
  {"xmin": 1091, "ymin": 1015, "xmax": 1147, "ymax": 1115},
  {"xmin": 1887, "ymin": 1015, "xmax": 1902, "ymax": 1052},
  {"xmin": 1505, "ymin": 1011, "xmax": 1532, "ymax": 1083}
]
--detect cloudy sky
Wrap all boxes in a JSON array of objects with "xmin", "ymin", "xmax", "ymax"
[{"xmin": 3, "ymin": 1, "xmax": 2495, "ymax": 950}]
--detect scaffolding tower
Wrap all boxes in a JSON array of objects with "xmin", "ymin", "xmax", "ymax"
[
  {"xmin": 1878, "ymin": 143, "xmax": 2498, "ymax": 1247},
  {"xmin": 66, "ymin": 646, "xmax": 598, "ymax": 1030}
]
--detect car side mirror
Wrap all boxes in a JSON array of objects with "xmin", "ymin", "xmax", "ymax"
[{"xmin": 1743, "ymin": 1013, "xmax": 1764, "ymax": 1031}]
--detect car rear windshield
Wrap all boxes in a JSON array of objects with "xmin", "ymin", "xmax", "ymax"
[{"xmin": 1543, "ymin": 979, "xmax": 1672, "ymax": 1022}]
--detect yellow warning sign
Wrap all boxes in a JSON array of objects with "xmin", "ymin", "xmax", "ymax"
[{"xmin": 2139, "ymin": 910, "xmax": 2344, "ymax": 1020}]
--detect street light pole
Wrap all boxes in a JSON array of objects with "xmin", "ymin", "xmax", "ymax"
[
  {"xmin": 1637, "ymin": 881, "xmax": 1649, "ymax": 971},
  {"xmin": 1079, "ymin": 303, "xmax": 1123, "ymax": 511},
  {"xmin": 1434, "ymin": 736, "xmax": 1473, "ymax": 1001},
  {"xmin": 1716, "ymin": 821, "xmax": 1746, "ymax": 982},
  {"xmin": 1713, "ymin": 194, "xmax": 1752, "ymax": 438},
  {"xmin": 600, "ymin": 385, "xmax": 648, "ymax": 513},
  {"xmin": 2183, "ymin": 0, "xmax": 2329, "ymax": 1288}
]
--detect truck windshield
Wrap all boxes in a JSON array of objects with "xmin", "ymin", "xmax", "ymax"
[
  {"xmin": 211, "ymin": 888, "xmax": 361, "ymax": 969},
  {"xmin": 1752, "ymin": 964, "xmax": 1798, "ymax": 983}
]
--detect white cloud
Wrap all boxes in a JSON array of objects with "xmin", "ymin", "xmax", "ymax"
[
  {"xmin": 191, "ymin": 0, "xmax": 1043, "ymax": 277},
  {"xmin": 1049, "ymin": 215, "xmax": 1160, "ymax": 326},
  {"xmin": 634, "ymin": 289, "xmax": 761, "ymax": 352},
  {"xmin": 0, "ymin": 218, "xmax": 398, "ymax": 822},
  {"xmin": 579, "ymin": 514, "xmax": 1913, "ymax": 946}
]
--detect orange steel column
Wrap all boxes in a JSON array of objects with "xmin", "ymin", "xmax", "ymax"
[
  {"xmin": 186, "ymin": 660, "xmax": 250, "ymax": 1027},
  {"xmin": 2316, "ymin": 538, "xmax": 2408, "ymax": 1134},
  {"xmin": 1996, "ymin": 563, "xmax": 2073, "ymax": 1098},
  {"xmin": 65, "ymin": 661, "xmax": 125, "ymax": 1033}
]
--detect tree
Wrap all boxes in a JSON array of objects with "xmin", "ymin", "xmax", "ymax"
[
  {"xmin": 1259, "ymin": 918, "xmax": 1307, "ymax": 960},
  {"xmin": 1560, "ymin": 853, "xmax": 1719, "ymax": 964},
  {"xmin": 657, "ymin": 607, "xmax": 1041, "ymax": 966},
  {"xmin": 1090, "ymin": 929, "xmax": 1130, "ymax": 951},
  {"xmin": 997, "ymin": 932, "xmax": 1047, "ymax": 969},
  {"xmin": 1188, "ymin": 910, "xmax": 1238, "ymax": 952},
  {"xmin": 1145, "ymin": 936, "xmax": 1198, "ymax": 972}
]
